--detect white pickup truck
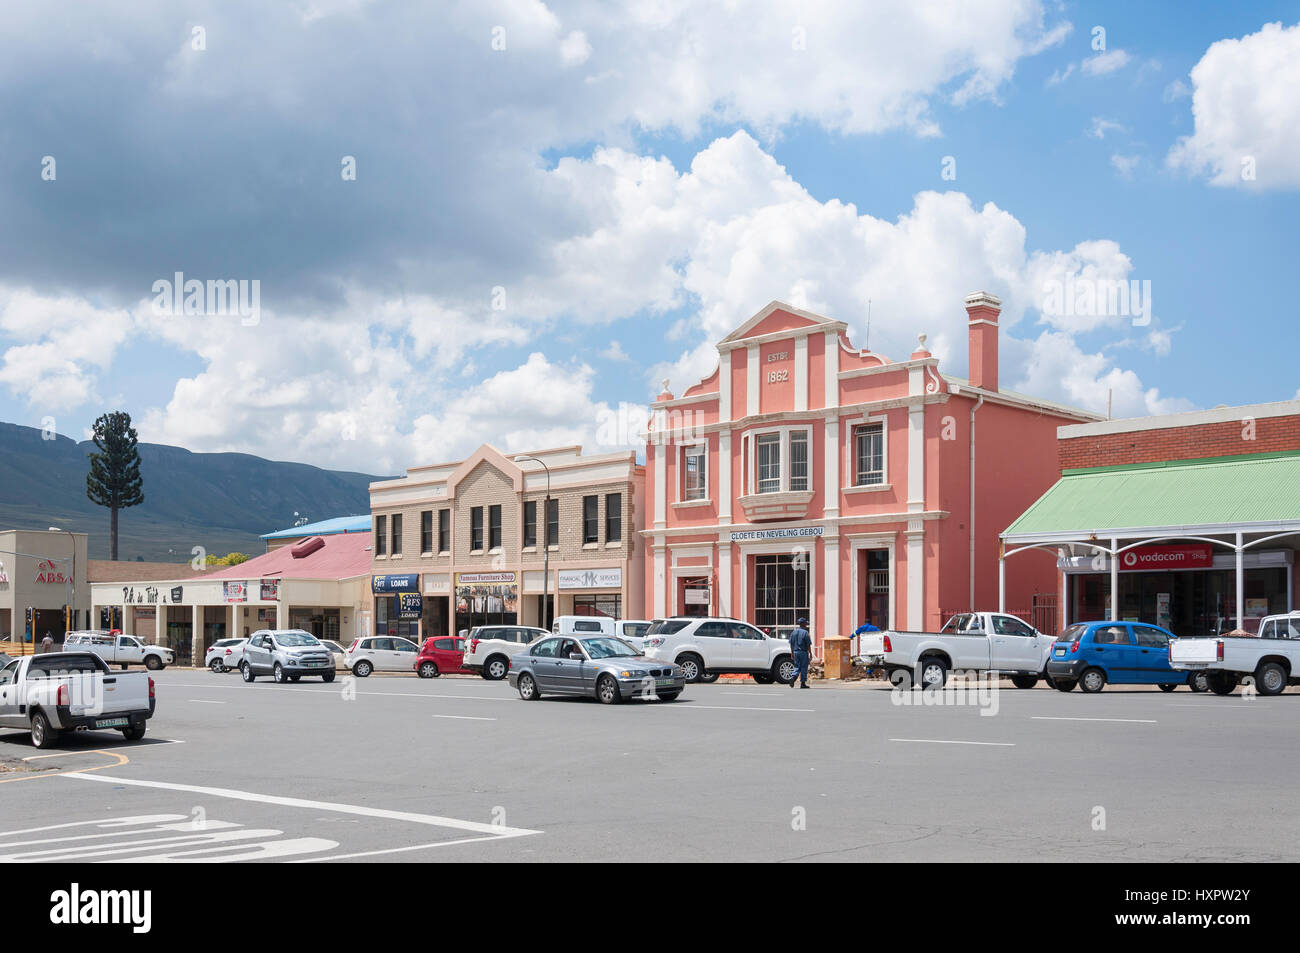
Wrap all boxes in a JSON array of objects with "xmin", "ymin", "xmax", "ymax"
[
  {"xmin": 1168, "ymin": 612, "xmax": 1300, "ymax": 696},
  {"xmin": 65, "ymin": 631, "xmax": 175, "ymax": 670},
  {"xmin": 856, "ymin": 611, "xmax": 1056, "ymax": 689},
  {"xmin": 0, "ymin": 652, "xmax": 156, "ymax": 748}
]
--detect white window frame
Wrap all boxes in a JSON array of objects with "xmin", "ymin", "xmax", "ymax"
[
  {"xmin": 680, "ymin": 441, "xmax": 709, "ymax": 502},
  {"xmin": 743, "ymin": 425, "xmax": 814, "ymax": 495},
  {"xmin": 844, "ymin": 414, "xmax": 890, "ymax": 491}
]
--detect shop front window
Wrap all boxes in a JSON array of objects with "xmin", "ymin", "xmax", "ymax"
[
  {"xmin": 573, "ymin": 594, "xmax": 621, "ymax": 618},
  {"xmin": 375, "ymin": 595, "xmax": 419, "ymax": 640}
]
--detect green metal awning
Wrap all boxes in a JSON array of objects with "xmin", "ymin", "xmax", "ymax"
[{"xmin": 1003, "ymin": 452, "xmax": 1300, "ymax": 541}]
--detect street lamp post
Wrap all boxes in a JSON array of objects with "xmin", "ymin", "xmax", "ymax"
[
  {"xmin": 514, "ymin": 455, "xmax": 552, "ymax": 630},
  {"xmin": 48, "ymin": 527, "xmax": 76, "ymax": 634}
]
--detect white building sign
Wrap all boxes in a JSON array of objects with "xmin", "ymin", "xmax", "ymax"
[
  {"xmin": 557, "ymin": 568, "xmax": 623, "ymax": 590},
  {"xmin": 729, "ymin": 526, "xmax": 825, "ymax": 542}
]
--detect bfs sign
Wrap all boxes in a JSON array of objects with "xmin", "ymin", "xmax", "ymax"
[{"xmin": 34, "ymin": 559, "xmax": 69, "ymax": 584}]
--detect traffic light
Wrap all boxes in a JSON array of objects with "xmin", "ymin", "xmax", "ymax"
[{"xmin": 24, "ymin": 607, "xmax": 33, "ymax": 641}]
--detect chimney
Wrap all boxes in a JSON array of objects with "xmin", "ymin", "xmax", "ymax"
[{"xmin": 964, "ymin": 291, "xmax": 1002, "ymax": 392}]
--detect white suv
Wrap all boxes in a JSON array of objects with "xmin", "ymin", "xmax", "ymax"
[
  {"xmin": 643, "ymin": 617, "xmax": 797, "ymax": 684},
  {"xmin": 463, "ymin": 625, "xmax": 549, "ymax": 680}
]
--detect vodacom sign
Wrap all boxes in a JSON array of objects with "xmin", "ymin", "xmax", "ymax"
[{"xmin": 1119, "ymin": 544, "xmax": 1214, "ymax": 572}]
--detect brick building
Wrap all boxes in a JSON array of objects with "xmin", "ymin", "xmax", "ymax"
[
  {"xmin": 642, "ymin": 294, "xmax": 1101, "ymax": 652},
  {"xmin": 1002, "ymin": 399, "xmax": 1300, "ymax": 635},
  {"xmin": 368, "ymin": 444, "xmax": 645, "ymax": 640}
]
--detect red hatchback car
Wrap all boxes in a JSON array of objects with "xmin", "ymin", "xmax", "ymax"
[{"xmin": 415, "ymin": 636, "xmax": 473, "ymax": 678}]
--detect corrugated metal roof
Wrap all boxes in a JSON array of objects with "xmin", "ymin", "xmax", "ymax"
[
  {"xmin": 1004, "ymin": 453, "xmax": 1300, "ymax": 538},
  {"xmin": 260, "ymin": 515, "xmax": 371, "ymax": 540}
]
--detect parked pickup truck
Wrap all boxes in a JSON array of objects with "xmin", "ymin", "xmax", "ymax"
[
  {"xmin": 856, "ymin": 611, "xmax": 1055, "ymax": 689},
  {"xmin": 1168, "ymin": 612, "xmax": 1300, "ymax": 696},
  {"xmin": 65, "ymin": 631, "xmax": 174, "ymax": 670},
  {"xmin": 0, "ymin": 652, "xmax": 156, "ymax": 749}
]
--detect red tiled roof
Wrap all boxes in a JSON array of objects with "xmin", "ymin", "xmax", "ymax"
[{"xmin": 205, "ymin": 532, "xmax": 373, "ymax": 582}]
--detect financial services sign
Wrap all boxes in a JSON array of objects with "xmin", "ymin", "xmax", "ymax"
[{"xmin": 372, "ymin": 573, "xmax": 419, "ymax": 593}]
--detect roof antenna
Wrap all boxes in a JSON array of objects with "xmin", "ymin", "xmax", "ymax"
[{"xmin": 865, "ymin": 299, "xmax": 872, "ymax": 350}]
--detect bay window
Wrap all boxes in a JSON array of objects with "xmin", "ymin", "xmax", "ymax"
[{"xmin": 747, "ymin": 427, "xmax": 814, "ymax": 494}]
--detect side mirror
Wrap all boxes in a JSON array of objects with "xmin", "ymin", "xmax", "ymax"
[{"xmin": 568, "ymin": 652, "xmax": 584, "ymax": 661}]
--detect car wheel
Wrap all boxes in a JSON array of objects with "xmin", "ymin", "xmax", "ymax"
[
  {"xmin": 596, "ymin": 674, "xmax": 621, "ymax": 705},
  {"xmin": 122, "ymin": 724, "xmax": 146, "ymax": 742},
  {"xmin": 518, "ymin": 673, "xmax": 539, "ymax": 701},
  {"xmin": 209, "ymin": 658, "xmax": 224, "ymax": 673},
  {"xmin": 273, "ymin": 663, "xmax": 289, "ymax": 684},
  {"xmin": 1079, "ymin": 667, "xmax": 1106, "ymax": 693},
  {"xmin": 145, "ymin": 656, "xmax": 163, "ymax": 671},
  {"xmin": 753, "ymin": 674, "xmax": 774, "ymax": 685},
  {"xmin": 289, "ymin": 675, "xmax": 301, "ymax": 683},
  {"xmin": 1010, "ymin": 675, "xmax": 1039, "ymax": 689},
  {"xmin": 677, "ymin": 654, "xmax": 705, "ymax": 683},
  {"xmin": 1054, "ymin": 679, "xmax": 1076, "ymax": 692},
  {"xmin": 658, "ymin": 690, "xmax": 681, "ymax": 701},
  {"xmin": 353, "ymin": 660, "xmax": 373, "ymax": 678},
  {"xmin": 30, "ymin": 711, "xmax": 58, "ymax": 750},
  {"xmin": 120, "ymin": 663, "xmax": 128, "ymax": 671},
  {"xmin": 418, "ymin": 661, "xmax": 439, "ymax": 679},
  {"xmin": 1208, "ymin": 672, "xmax": 1238, "ymax": 695},
  {"xmin": 484, "ymin": 656, "xmax": 508, "ymax": 681},
  {"xmin": 917, "ymin": 656, "xmax": 948, "ymax": 690},
  {"xmin": 1255, "ymin": 661, "xmax": 1287, "ymax": 696},
  {"xmin": 1188, "ymin": 671, "xmax": 1210, "ymax": 693},
  {"xmin": 773, "ymin": 657, "xmax": 797, "ymax": 685},
  {"xmin": 241, "ymin": 662, "xmax": 255, "ymax": 682},
  {"xmin": 1158, "ymin": 683, "xmax": 1177, "ymax": 693},
  {"xmin": 322, "ymin": 670, "xmax": 335, "ymax": 683}
]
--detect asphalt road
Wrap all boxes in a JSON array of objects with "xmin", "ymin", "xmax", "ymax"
[{"xmin": 2, "ymin": 669, "xmax": 1296, "ymax": 862}]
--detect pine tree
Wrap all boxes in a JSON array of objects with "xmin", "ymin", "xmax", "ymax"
[{"xmin": 86, "ymin": 411, "xmax": 145, "ymax": 560}]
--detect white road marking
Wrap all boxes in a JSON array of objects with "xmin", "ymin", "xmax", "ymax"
[
  {"xmin": 720, "ymin": 691, "xmax": 784, "ymax": 697},
  {"xmin": 291, "ymin": 833, "xmax": 519, "ymax": 862},
  {"xmin": 668, "ymin": 704, "xmax": 814, "ymax": 712},
  {"xmin": 1032, "ymin": 716, "xmax": 1157, "ymax": 724},
  {"xmin": 162, "ymin": 681, "xmax": 508, "ymax": 701},
  {"xmin": 431, "ymin": 714, "xmax": 496, "ymax": 721},
  {"xmin": 61, "ymin": 773, "xmax": 541, "ymax": 837},
  {"xmin": 889, "ymin": 738, "xmax": 1015, "ymax": 747},
  {"xmin": 186, "ymin": 699, "xmax": 226, "ymax": 704}
]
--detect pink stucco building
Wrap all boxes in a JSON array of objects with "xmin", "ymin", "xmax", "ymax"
[{"xmin": 642, "ymin": 293, "xmax": 1102, "ymax": 652}]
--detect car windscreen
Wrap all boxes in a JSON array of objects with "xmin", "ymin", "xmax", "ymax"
[
  {"xmin": 621, "ymin": 623, "xmax": 650, "ymax": 637},
  {"xmin": 274, "ymin": 632, "xmax": 321, "ymax": 646},
  {"xmin": 647, "ymin": 619, "xmax": 691, "ymax": 636},
  {"xmin": 1056, "ymin": 623, "xmax": 1088, "ymax": 643},
  {"xmin": 27, "ymin": 654, "xmax": 110, "ymax": 676},
  {"xmin": 581, "ymin": 637, "xmax": 639, "ymax": 659}
]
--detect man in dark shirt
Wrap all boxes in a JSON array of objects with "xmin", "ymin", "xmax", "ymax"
[{"xmin": 789, "ymin": 617, "xmax": 812, "ymax": 689}]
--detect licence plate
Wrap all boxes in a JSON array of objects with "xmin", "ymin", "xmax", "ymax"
[
  {"xmin": 656, "ymin": 678, "xmax": 675, "ymax": 687},
  {"xmin": 306, "ymin": 661, "xmax": 324, "ymax": 666},
  {"xmin": 1053, "ymin": 648, "xmax": 1065, "ymax": 657},
  {"xmin": 95, "ymin": 717, "xmax": 128, "ymax": 729}
]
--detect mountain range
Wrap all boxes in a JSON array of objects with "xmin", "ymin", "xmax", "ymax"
[{"xmin": 0, "ymin": 421, "xmax": 388, "ymax": 560}]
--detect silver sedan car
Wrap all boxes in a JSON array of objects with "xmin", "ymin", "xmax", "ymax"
[{"xmin": 508, "ymin": 635, "xmax": 685, "ymax": 704}]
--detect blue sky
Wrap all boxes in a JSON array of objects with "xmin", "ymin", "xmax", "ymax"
[{"xmin": 1, "ymin": 0, "xmax": 1297, "ymax": 473}]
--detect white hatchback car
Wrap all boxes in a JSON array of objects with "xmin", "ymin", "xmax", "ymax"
[
  {"xmin": 205, "ymin": 638, "xmax": 248, "ymax": 673},
  {"xmin": 345, "ymin": 636, "xmax": 420, "ymax": 677}
]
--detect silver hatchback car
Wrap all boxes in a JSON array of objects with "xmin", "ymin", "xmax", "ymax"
[
  {"xmin": 240, "ymin": 629, "xmax": 336, "ymax": 684},
  {"xmin": 508, "ymin": 635, "xmax": 685, "ymax": 704}
]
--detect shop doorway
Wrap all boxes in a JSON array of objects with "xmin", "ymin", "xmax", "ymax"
[{"xmin": 856, "ymin": 549, "xmax": 890, "ymax": 631}]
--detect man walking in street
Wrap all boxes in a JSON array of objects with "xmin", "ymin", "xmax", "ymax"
[
  {"xmin": 789, "ymin": 617, "xmax": 812, "ymax": 689},
  {"xmin": 40, "ymin": 631, "xmax": 53, "ymax": 654}
]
